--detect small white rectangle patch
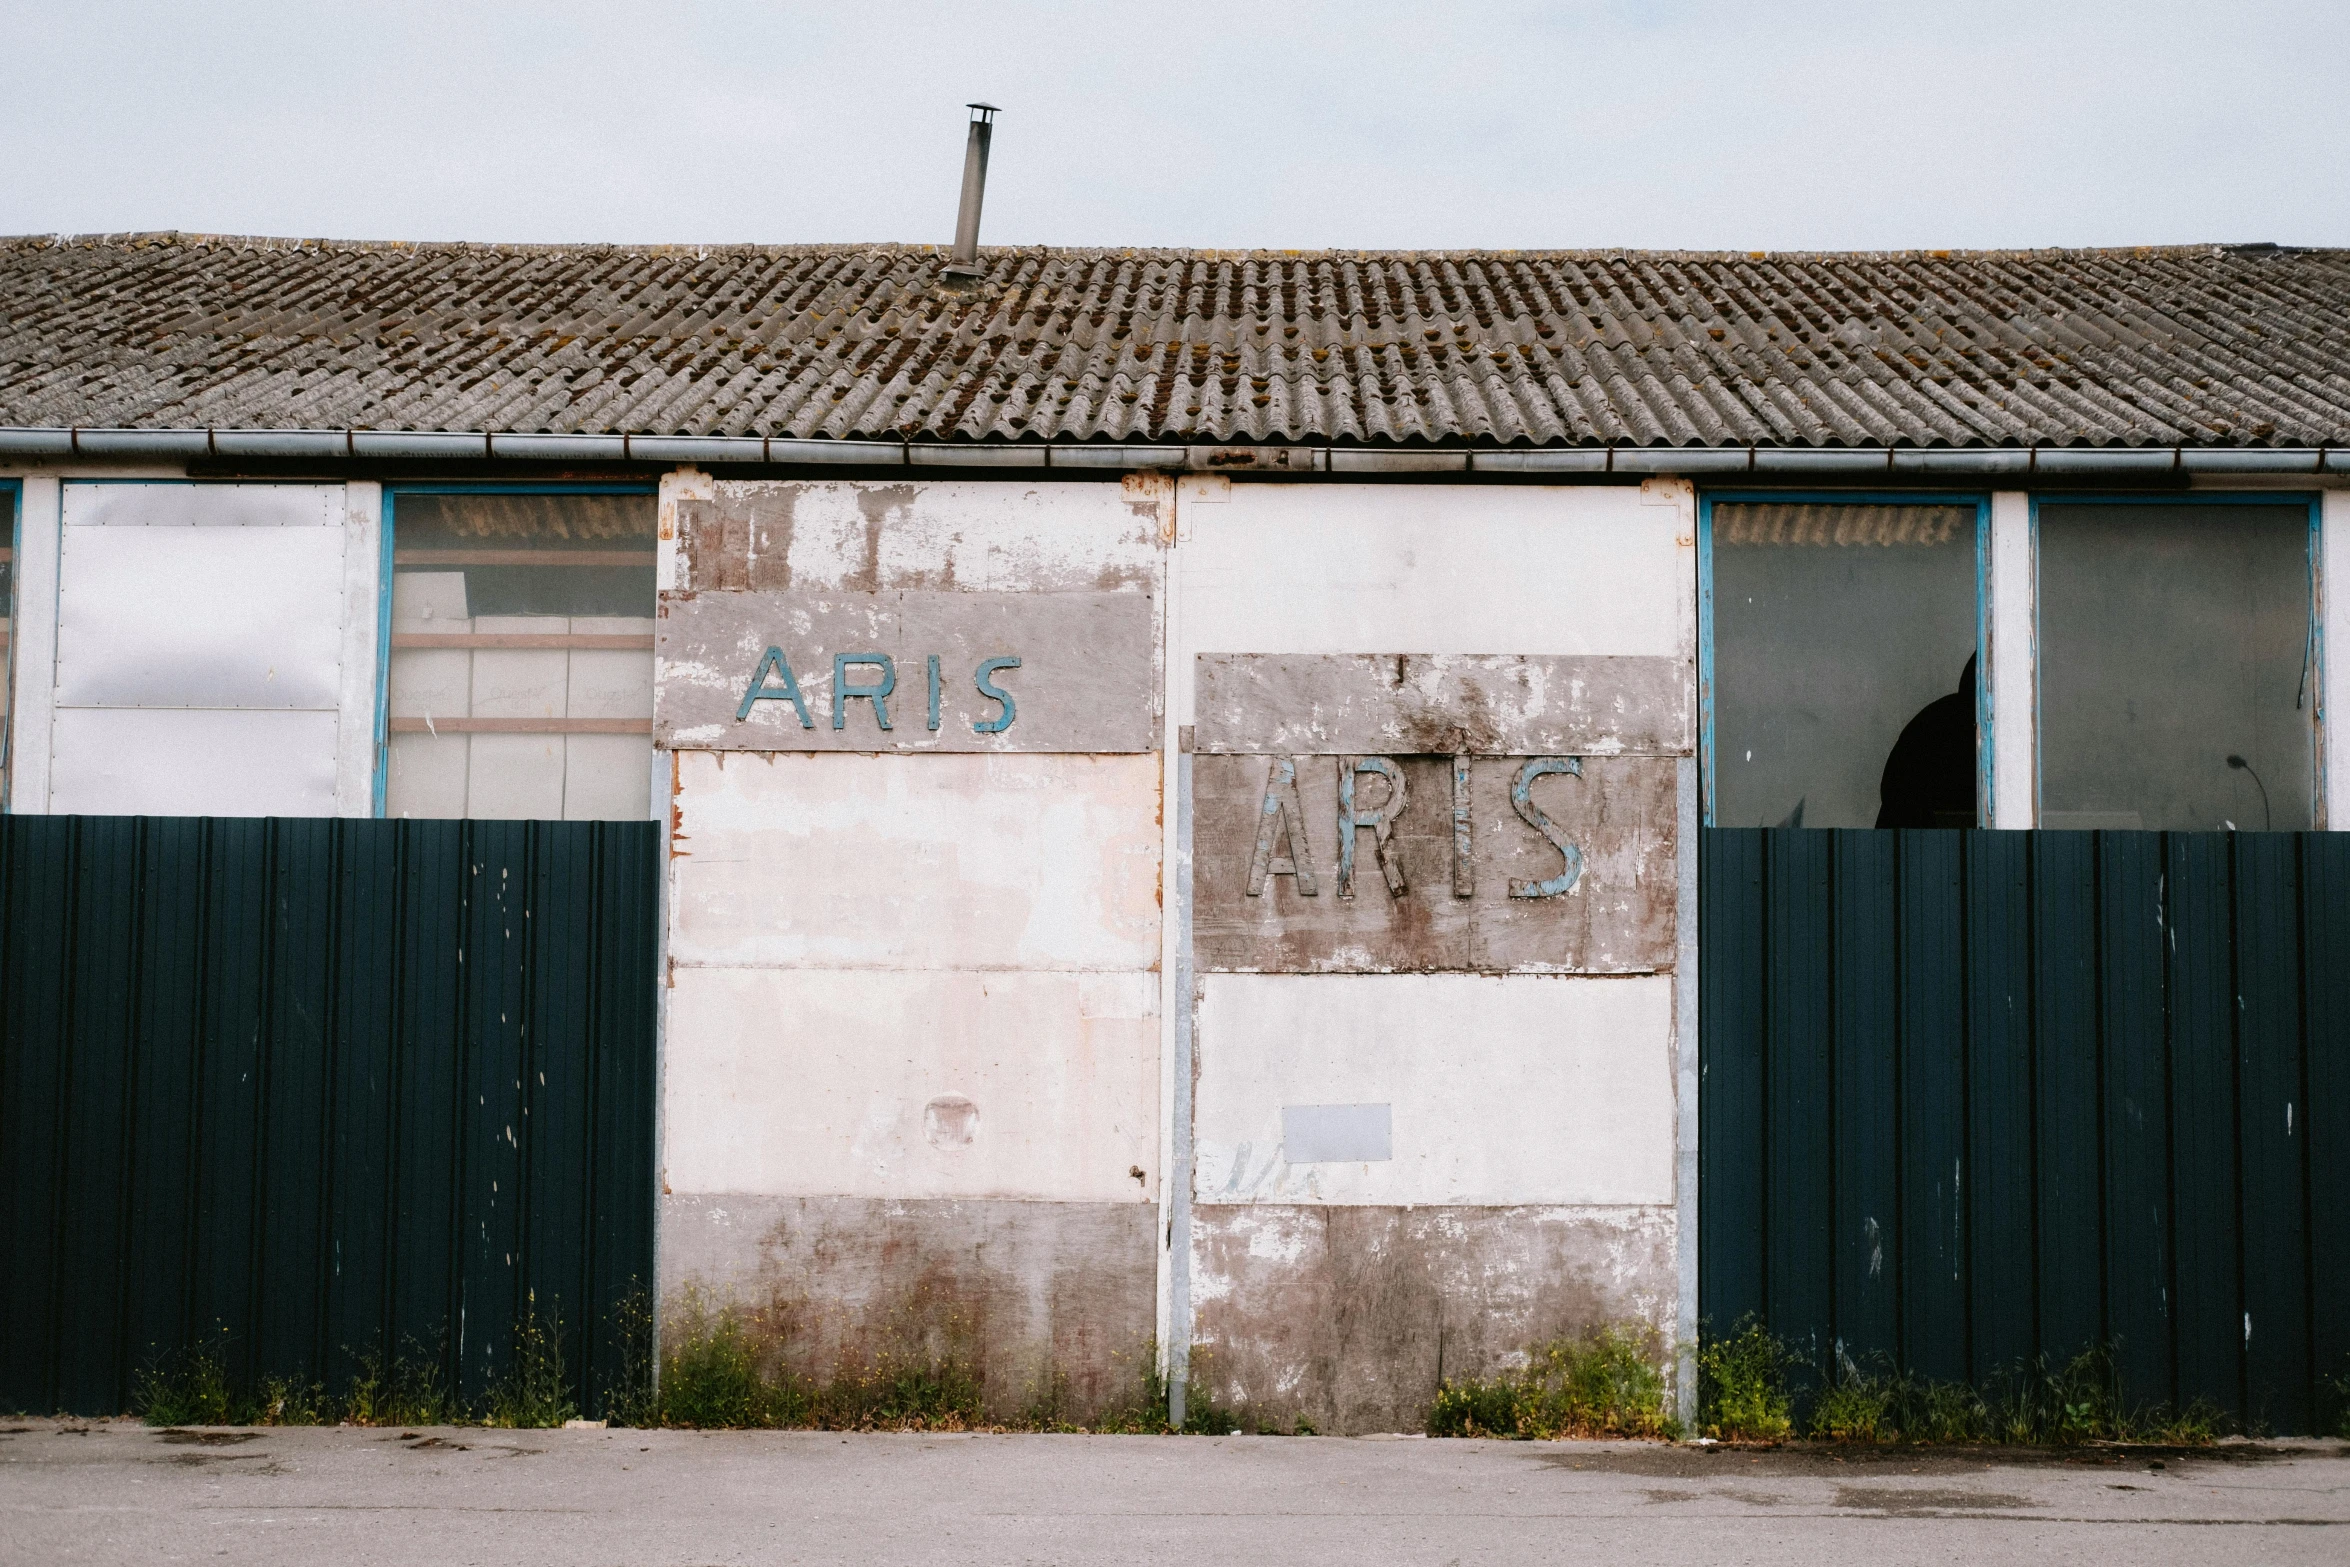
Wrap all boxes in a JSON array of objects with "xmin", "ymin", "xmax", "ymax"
[{"xmin": 1282, "ymin": 1103, "xmax": 1392, "ymax": 1164}]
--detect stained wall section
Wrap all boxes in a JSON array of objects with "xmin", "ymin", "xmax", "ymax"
[
  {"xmin": 654, "ymin": 478, "xmax": 1166, "ymax": 1419},
  {"xmin": 1173, "ymin": 478, "xmax": 1696, "ymax": 1433}
]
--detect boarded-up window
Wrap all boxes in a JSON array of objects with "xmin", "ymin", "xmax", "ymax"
[
  {"xmin": 1710, "ymin": 502, "xmax": 1979, "ymax": 829},
  {"xmin": 2039, "ymin": 503, "xmax": 2313, "ymax": 831},
  {"xmin": 384, "ymin": 492, "xmax": 656, "ymax": 821},
  {"xmin": 51, "ymin": 483, "xmax": 358, "ymax": 816}
]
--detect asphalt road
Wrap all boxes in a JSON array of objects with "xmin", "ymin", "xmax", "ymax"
[{"xmin": 3, "ymin": 1419, "xmax": 2345, "ymax": 1565}]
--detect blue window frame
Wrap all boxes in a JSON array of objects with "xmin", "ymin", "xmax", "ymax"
[
  {"xmin": 1699, "ymin": 491, "xmax": 1991, "ymax": 829},
  {"xmin": 2030, "ymin": 492, "xmax": 2321, "ymax": 832},
  {"xmin": 376, "ymin": 482, "xmax": 660, "ymax": 818}
]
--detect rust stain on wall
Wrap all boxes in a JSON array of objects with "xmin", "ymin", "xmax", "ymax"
[
  {"xmin": 660, "ymin": 1194, "xmax": 1158, "ymax": 1424},
  {"xmin": 1188, "ymin": 1203, "xmax": 1674, "ymax": 1435}
]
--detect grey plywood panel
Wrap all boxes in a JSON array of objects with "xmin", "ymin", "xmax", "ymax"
[
  {"xmin": 1193, "ymin": 752, "xmax": 1675, "ymax": 973},
  {"xmin": 1193, "ymin": 654, "xmax": 1691, "ymax": 757},
  {"xmin": 657, "ymin": 589, "xmax": 1157, "ymax": 753}
]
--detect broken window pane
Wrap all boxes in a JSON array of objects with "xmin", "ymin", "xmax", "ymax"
[
  {"xmin": 1711, "ymin": 503, "xmax": 1979, "ymax": 829},
  {"xmin": 385, "ymin": 492, "xmax": 656, "ymax": 821},
  {"xmin": 2038, "ymin": 503, "xmax": 2312, "ymax": 832}
]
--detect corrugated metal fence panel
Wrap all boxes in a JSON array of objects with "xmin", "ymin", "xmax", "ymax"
[
  {"xmin": 0, "ymin": 816, "xmax": 657, "ymax": 1417},
  {"xmin": 1699, "ymin": 828, "xmax": 2350, "ymax": 1434}
]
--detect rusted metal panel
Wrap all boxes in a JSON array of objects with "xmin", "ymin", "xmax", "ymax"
[
  {"xmin": 1187, "ymin": 1203, "xmax": 1675, "ymax": 1435},
  {"xmin": 659, "ymin": 1194, "xmax": 1157, "ymax": 1425},
  {"xmin": 1194, "ymin": 753, "xmax": 1676, "ymax": 973},
  {"xmin": 1194, "ymin": 653, "xmax": 1691, "ymax": 756},
  {"xmin": 656, "ymin": 589, "xmax": 1157, "ymax": 753}
]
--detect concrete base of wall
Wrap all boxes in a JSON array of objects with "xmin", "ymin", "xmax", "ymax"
[
  {"xmin": 659, "ymin": 1194, "xmax": 1159, "ymax": 1424},
  {"xmin": 1188, "ymin": 1203, "xmax": 1676, "ymax": 1435}
]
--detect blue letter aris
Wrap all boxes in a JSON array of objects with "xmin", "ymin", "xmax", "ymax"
[
  {"xmin": 833, "ymin": 653, "xmax": 897, "ymax": 731},
  {"xmin": 974, "ymin": 656, "xmax": 1021, "ymax": 734},
  {"xmin": 737, "ymin": 647, "xmax": 814, "ymax": 727}
]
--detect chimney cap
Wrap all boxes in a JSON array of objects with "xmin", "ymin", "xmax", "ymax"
[{"xmin": 966, "ymin": 102, "xmax": 1001, "ymax": 120}]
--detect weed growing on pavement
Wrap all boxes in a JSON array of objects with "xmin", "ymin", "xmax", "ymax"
[
  {"xmin": 132, "ymin": 1330, "xmax": 234, "ymax": 1426},
  {"xmin": 1698, "ymin": 1318, "xmax": 1794, "ymax": 1441},
  {"xmin": 1685, "ymin": 1321, "xmax": 2232, "ymax": 1447},
  {"xmin": 482, "ymin": 1292, "xmax": 577, "ymax": 1429},
  {"xmin": 1428, "ymin": 1325, "xmax": 1681, "ymax": 1440},
  {"xmin": 341, "ymin": 1347, "xmax": 457, "ymax": 1427}
]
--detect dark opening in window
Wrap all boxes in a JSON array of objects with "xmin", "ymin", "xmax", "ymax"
[
  {"xmin": 2038, "ymin": 503, "xmax": 2312, "ymax": 832},
  {"xmin": 1711, "ymin": 502, "xmax": 1979, "ymax": 829}
]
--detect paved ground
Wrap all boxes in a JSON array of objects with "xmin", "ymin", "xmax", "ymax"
[{"xmin": 2, "ymin": 1419, "xmax": 2345, "ymax": 1565}]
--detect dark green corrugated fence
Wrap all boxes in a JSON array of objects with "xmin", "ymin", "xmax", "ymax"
[
  {"xmin": 0, "ymin": 817, "xmax": 658, "ymax": 1418},
  {"xmin": 1701, "ymin": 829, "xmax": 2350, "ymax": 1434}
]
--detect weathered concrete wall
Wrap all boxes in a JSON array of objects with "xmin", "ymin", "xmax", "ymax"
[
  {"xmin": 661, "ymin": 1195, "xmax": 1159, "ymax": 1421},
  {"xmin": 654, "ymin": 474, "xmax": 1696, "ymax": 1430},
  {"xmin": 1190, "ymin": 1204, "xmax": 1675, "ymax": 1434},
  {"xmin": 655, "ymin": 478, "xmax": 1165, "ymax": 1421},
  {"xmin": 1171, "ymin": 478, "xmax": 1696, "ymax": 1432}
]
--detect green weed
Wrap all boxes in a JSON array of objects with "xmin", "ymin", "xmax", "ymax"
[
  {"xmin": 340, "ymin": 1347, "xmax": 456, "ymax": 1427},
  {"xmin": 658, "ymin": 1294, "xmax": 789, "ymax": 1428},
  {"xmin": 1698, "ymin": 1318, "xmax": 1794, "ymax": 1441},
  {"xmin": 1429, "ymin": 1325, "xmax": 1681, "ymax": 1441},
  {"xmin": 133, "ymin": 1330, "xmax": 234, "ymax": 1426},
  {"xmin": 1694, "ymin": 1328, "xmax": 2235, "ymax": 1447},
  {"xmin": 481, "ymin": 1292, "xmax": 578, "ymax": 1429}
]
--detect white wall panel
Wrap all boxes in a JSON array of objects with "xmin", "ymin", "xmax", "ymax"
[
  {"xmin": 563, "ymin": 734, "xmax": 653, "ymax": 819},
  {"xmin": 385, "ymin": 732, "xmax": 468, "ymax": 819},
  {"xmin": 50, "ymin": 708, "xmax": 340, "ymax": 816},
  {"xmin": 56, "ymin": 518, "xmax": 348, "ymax": 709},
  {"xmin": 334, "ymin": 482, "xmax": 383, "ymax": 816},
  {"xmin": 466, "ymin": 733, "xmax": 565, "ymax": 819},
  {"xmin": 1175, "ymin": 480, "xmax": 1689, "ymax": 724},
  {"xmin": 669, "ymin": 750, "xmax": 1162, "ymax": 972},
  {"xmin": 1192, "ymin": 972, "xmax": 1674, "ymax": 1207},
  {"xmin": 1988, "ymin": 491, "xmax": 2037, "ymax": 828},
  {"xmin": 663, "ymin": 966, "xmax": 1158, "ymax": 1202}
]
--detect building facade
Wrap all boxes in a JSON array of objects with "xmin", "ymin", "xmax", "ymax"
[{"xmin": 4, "ymin": 236, "xmax": 2346, "ymax": 1430}]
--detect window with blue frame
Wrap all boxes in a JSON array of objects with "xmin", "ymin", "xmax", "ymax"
[
  {"xmin": 382, "ymin": 488, "xmax": 657, "ymax": 820},
  {"xmin": 2037, "ymin": 500, "xmax": 2315, "ymax": 832},
  {"xmin": 0, "ymin": 483, "xmax": 15, "ymax": 808},
  {"xmin": 1708, "ymin": 499, "xmax": 1982, "ymax": 829}
]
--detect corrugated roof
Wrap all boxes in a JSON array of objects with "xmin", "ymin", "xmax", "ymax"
[{"xmin": 3, "ymin": 233, "xmax": 2347, "ymax": 450}]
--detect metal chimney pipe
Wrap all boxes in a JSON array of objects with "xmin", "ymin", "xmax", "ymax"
[{"xmin": 944, "ymin": 103, "xmax": 999, "ymax": 277}]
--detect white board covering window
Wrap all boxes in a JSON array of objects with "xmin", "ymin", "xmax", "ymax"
[{"xmin": 50, "ymin": 483, "xmax": 361, "ymax": 816}]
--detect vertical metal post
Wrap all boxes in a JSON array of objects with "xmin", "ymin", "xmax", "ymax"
[
  {"xmin": 1674, "ymin": 753, "xmax": 1701, "ymax": 1432},
  {"xmin": 1987, "ymin": 491, "xmax": 2036, "ymax": 827},
  {"xmin": 945, "ymin": 104, "xmax": 999, "ymax": 276},
  {"xmin": 1167, "ymin": 742, "xmax": 1195, "ymax": 1429}
]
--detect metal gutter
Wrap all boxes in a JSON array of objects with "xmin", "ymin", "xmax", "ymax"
[{"xmin": 0, "ymin": 427, "xmax": 2344, "ymax": 476}]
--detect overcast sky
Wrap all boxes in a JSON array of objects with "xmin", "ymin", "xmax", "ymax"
[{"xmin": 3, "ymin": 0, "xmax": 2342, "ymax": 252}]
